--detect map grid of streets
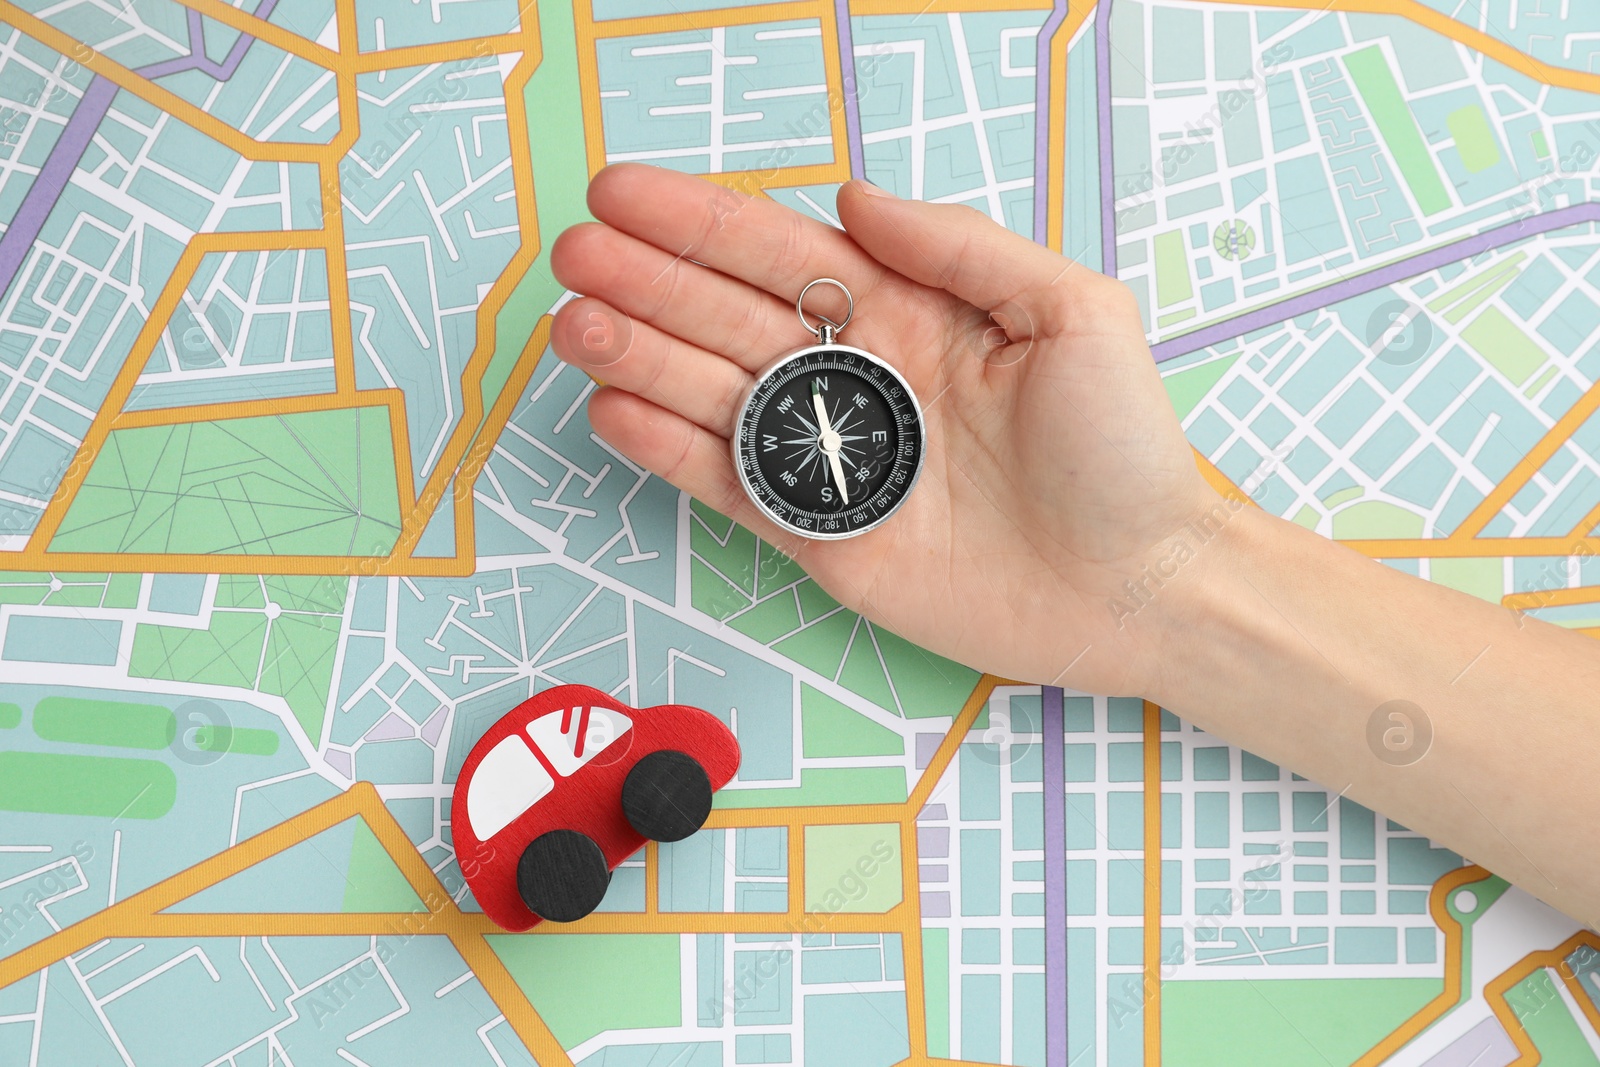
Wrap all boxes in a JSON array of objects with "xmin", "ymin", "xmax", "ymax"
[{"xmin": 2, "ymin": 0, "xmax": 1600, "ymax": 1065}]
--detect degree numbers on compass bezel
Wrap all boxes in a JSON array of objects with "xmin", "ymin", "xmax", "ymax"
[{"xmin": 732, "ymin": 344, "xmax": 925, "ymax": 540}]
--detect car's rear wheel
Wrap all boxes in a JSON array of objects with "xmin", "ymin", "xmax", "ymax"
[
  {"xmin": 517, "ymin": 829, "xmax": 611, "ymax": 923},
  {"xmin": 622, "ymin": 750, "xmax": 713, "ymax": 843}
]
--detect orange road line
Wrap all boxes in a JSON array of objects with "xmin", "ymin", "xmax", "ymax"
[
  {"xmin": 350, "ymin": 34, "xmax": 528, "ymax": 73},
  {"xmin": 506, "ymin": 909, "xmax": 915, "ymax": 934},
  {"xmin": 332, "ymin": 18, "xmax": 364, "ymax": 158},
  {"xmin": 1342, "ymin": 537, "xmax": 1600, "ymax": 559},
  {"xmin": 138, "ymin": 912, "xmax": 454, "ymax": 937},
  {"xmin": 1569, "ymin": 497, "xmax": 1600, "ymax": 540},
  {"xmin": 910, "ymin": 678, "xmax": 996, "ymax": 808},
  {"xmin": 1194, "ymin": 0, "xmax": 1600, "ymax": 95},
  {"xmin": 644, "ymin": 841, "xmax": 661, "ymax": 915},
  {"xmin": 108, "ymin": 388, "xmax": 403, "ymax": 430},
  {"xmin": 0, "ymin": 1, "xmax": 342, "ymax": 163},
  {"xmin": 1351, "ymin": 865, "xmax": 1492, "ymax": 1065},
  {"xmin": 305, "ymin": 2, "xmax": 360, "ymax": 403},
  {"xmin": 1482, "ymin": 931, "xmax": 1600, "ymax": 1065},
  {"xmin": 1043, "ymin": 17, "xmax": 1069, "ymax": 255},
  {"xmin": 450, "ymin": 933, "xmax": 576, "ymax": 1065},
  {"xmin": 708, "ymin": 803, "xmax": 910, "ymax": 828},
  {"xmin": 898, "ymin": 813, "xmax": 930, "ymax": 1061},
  {"xmin": 331, "ymin": 0, "xmax": 365, "ymax": 162},
  {"xmin": 573, "ymin": 0, "xmax": 609, "ymax": 178},
  {"xmin": 700, "ymin": 161, "xmax": 852, "ymax": 192},
  {"xmin": 1452, "ymin": 381, "xmax": 1600, "ymax": 540},
  {"xmin": 325, "ymin": 0, "xmax": 362, "ymax": 396},
  {"xmin": 321, "ymin": 166, "xmax": 359, "ymax": 397},
  {"xmin": 1142, "ymin": 700, "xmax": 1162, "ymax": 1066},
  {"xmin": 0, "ymin": 550, "xmax": 468, "ymax": 576},
  {"xmin": 449, "ymin": 489, "xmax": 481, "ymax": 572},
  {"xmin": 21, "ymin": 230, "xmax": 329, "ymax": 554},
  {"xmin": 1043, "ymin": 0, "xmax": 1097, "ymax": 254},
  {"xmin": 176, "ymin": 0, "xmax": 340, "ymax": 69},
  {"xmin": 389, "ymin": 389, "xmax": 419, "ymax": 515},
  {"xmin": 814, "ymin": 0, "xmax": 852, "ymax": 182},
  {"xmin": 351, "ymin": 785, "xmax": 456, "ymax": 912},
  {"xmin": 787, "ymin": 825, "xmax": 807, "ymax": 914},
  {"xmin": 1503, "ymin": 585, "xmax": 1600, "ymax": 612},
  {"xmin": 1558, "ymin": 956, "xmax": 1600, "ymax": 1037},
  {"xmin": 1193, "ymin": 449, "xmax": 1253, "ymax": 506}
]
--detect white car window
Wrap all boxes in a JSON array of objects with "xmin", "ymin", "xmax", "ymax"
[
  {"xmin": 467, "ymin": 735, "xmax": 554, "ymax": 841},
  {"xmin": 526, "ymin": 705, "xmax": 634, "ymax": 777}
]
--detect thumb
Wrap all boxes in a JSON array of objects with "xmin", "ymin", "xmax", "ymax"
[{"xmin": 837, "ymin": 179, "xmax": 1098, "ymax": 335}]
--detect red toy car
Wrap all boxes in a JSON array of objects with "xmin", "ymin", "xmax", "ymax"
[{"xmin": 451, "ymin": 683, "xmax": 741, "ymax": 930}]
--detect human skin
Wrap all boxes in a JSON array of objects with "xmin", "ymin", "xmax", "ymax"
[{"xmin": 549, "ymin": 162, "xmax": 1600, "ymax": 927}]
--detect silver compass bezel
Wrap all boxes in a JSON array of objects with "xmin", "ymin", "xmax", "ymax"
[{"xmin": 730, "ymin": 341, "xmax": 926, "ymax": 541}]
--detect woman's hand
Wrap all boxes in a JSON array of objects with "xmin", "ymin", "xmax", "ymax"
[
  {"xmin": 549, "ymin": 164, "xmax": 1215, "ymax": 695},
  {"xmin": 552, "ymin": 163, "xmax": 1600, "ymax": 928}
]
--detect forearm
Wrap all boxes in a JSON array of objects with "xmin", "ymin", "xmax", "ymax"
[{"xmin": 1150, "ymin": 502, "xmax": 1600, "ymax": 926}]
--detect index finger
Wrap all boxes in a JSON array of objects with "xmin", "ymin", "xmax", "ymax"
[{"xmin": 586, "ymin": 163, "xmax": 886, "ymax": 310}]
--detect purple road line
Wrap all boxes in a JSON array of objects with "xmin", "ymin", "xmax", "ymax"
[
  {"xmin": 1030, "ymin": 0, "xmax": 1068, "ymax": 246},
  {"xmin": 144, "ymin": 0, "xmax": 283, "ymax": 81},
  {"xmin": 188, "ymin": 9, "xmax": 207, "ymax": 59},
  {"xmin": 134, "ymin": 12, "xmax": 210, "ymax": 79},
  {"xmin": 197, "ymin": 0, "xmax": 284, "ymax": 82},
  {"xmin": 1096, "ymin": 0, "xmax": 1117, "ymax": 278},
  {"xmin": 135, "ymin": 54, "xmax": 198, "ymax": 79},
  {"xmin": 0, "ymin": 75, "xmax": 118, "ymax": 298},
  {"xmin": 834, "ymin": 0, "xmax": 865, "ymax": 180},
  {"xmin": 1150, "ymin": 201, "xmax": 1600, "ymax": 362},
  {"xmin": 1041, "ymin": 685, "xmax": 1067, "ymax": 1067}
]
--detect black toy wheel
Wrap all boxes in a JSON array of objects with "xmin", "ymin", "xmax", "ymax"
[
  {"xmin": 622, "ymin": 750, "xmax": 713, "ymax": 843},
  {"xmin": 517, "ymin": 829, "xmax": 611, "ymax": 923}
]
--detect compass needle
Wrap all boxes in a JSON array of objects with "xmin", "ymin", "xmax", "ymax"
[
  {"xmin": 811, "ymin": 381, "xmax": 851, "ymax": 504},
  {"xmin": 828, "ymin": 451, "xmax": 850, "ymax": 504}
]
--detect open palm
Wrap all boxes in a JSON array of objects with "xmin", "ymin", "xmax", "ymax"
[{"xmin": 550, "ymin": 165, "xmax": 1217, "ymax": 695}]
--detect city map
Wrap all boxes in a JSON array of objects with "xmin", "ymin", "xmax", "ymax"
[{"xmin": 0, "ymin": 0, "xmax": 1598, "ymax": 1064}]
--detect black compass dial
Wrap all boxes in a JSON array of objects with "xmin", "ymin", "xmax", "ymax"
[{"xmin": 733, "ymin": 346, "xmax": 924, "ymax": 539}]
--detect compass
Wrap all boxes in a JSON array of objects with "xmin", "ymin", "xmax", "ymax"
[{"xmin": 732, "ymin": 279, "xmax": 925, "ymax": 540}]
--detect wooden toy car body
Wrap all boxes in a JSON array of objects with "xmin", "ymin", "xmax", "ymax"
[{"xmin": 451, "ymin": 683, "xmax": 741, "ymax": 931}]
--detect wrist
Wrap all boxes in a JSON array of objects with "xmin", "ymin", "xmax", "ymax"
[{"xmin": 1136, "ymin": 497, "xmax": 1301, "ymax": 710}]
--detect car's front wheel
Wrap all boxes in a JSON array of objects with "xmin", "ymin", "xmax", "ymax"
[
  {"xmin": 622, "ymin": 750, "xmax": 714, "ymax": 843},
  {"xmin": 517, "ymin": 829, "xmax": 611, "ymax": 923}
]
